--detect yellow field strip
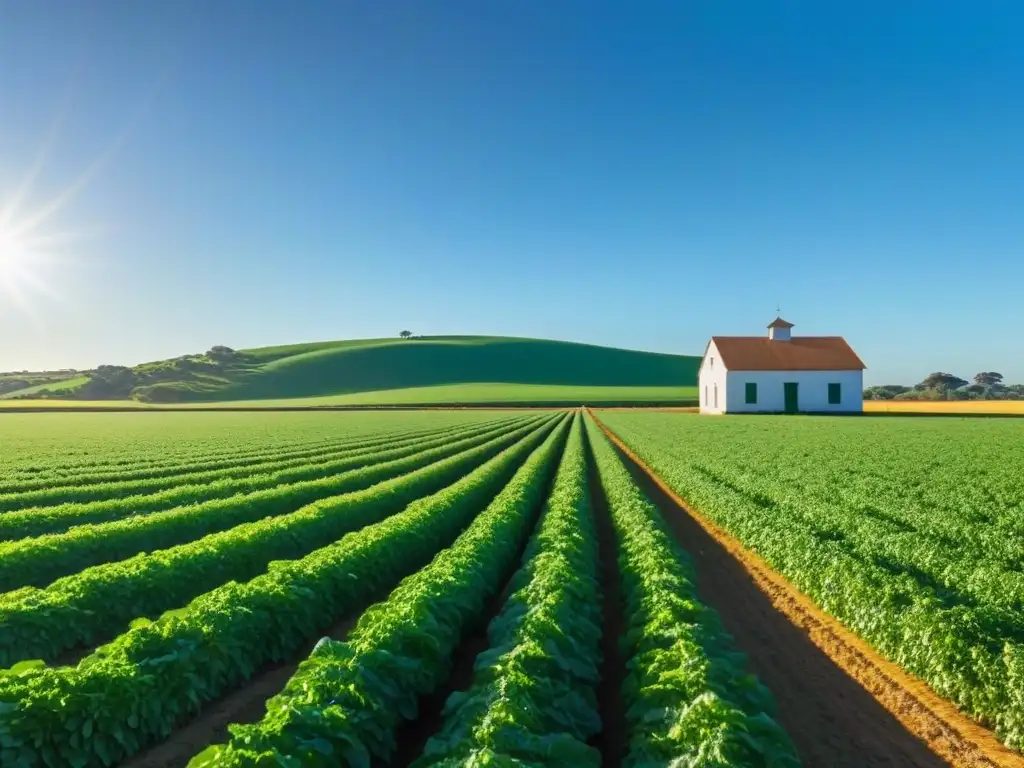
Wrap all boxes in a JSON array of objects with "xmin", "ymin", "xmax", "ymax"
[{"xmin": 864, "ymin": 401, "xmax": 1024, "ymax": 414}]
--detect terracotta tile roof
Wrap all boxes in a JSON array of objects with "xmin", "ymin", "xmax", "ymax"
[
  {"xmin": 711, "ymin": 336, "xmax": 866, "ymax": 371},
  {"xmin": 767, "ymin": 317, "xmax": 795, "ymax": 329}
]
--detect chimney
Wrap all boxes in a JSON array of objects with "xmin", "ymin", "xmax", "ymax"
[{"xmin": 768, "ymin": 316, "xmax": 794, "ymax": 341}]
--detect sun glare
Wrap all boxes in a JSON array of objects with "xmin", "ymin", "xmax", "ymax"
[
  {"xmin": 0, "ymin": 227, "xmax": 31, "ymax": 289},
  {"xmin": 0, "ymin": 229, "xmax": 22, "ymax": 279},
  {"xmin": 0, "ymin": 228, "xmax": 25, "ymax": 264},
  {"xmin": 0, "ymin": 218, "xmax": 66, "ymax": 313}
]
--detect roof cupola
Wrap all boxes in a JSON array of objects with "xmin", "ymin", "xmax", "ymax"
[{"xmin": 768, "ymin": 316, "xmax": 794, "ymax": 341}]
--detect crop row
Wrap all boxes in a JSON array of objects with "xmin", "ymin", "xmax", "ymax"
[
  {"xmin": 0, "ymin": 412, "xmax": 511, "ymax": 480},
  {"xmin": 0, "ymin": 432, "xmax": 339, "ymax": 485},
  {"xmin": 585, "ymin": 416, "xmax": 799, "ymax": 766},
  {"xmin": 0, "ymin": 429, "xmax": 375, "ymax": 494},
  {"xmin": 189, "ymin": 412, "xmax": 571, "ymax": 766},
  {"xmin": 0, "ymin": 410, "xmax": 816, "ymax": 765},
  {"xmin": 0, "ymin": 415, "xmax": 567, "ymax": 767},
  {"xmin": 0, "ymin": 415, "xmax": 512, "ymax": 499},
  {"xmin": 0, "ymin": 430, "xmax": 315, "ymax": 478},
  {"xmin": 183, "ymin": 414, "xmax": 797, "ymax": 767},
  {"xmin": 656, "ymin": 422, "xmax": 1024, "ymax": 615},
  {"xmin": 0, "ymin": 415, "xmax": 530, "ymax": 540},
  {"xmin": 599, "ymin": 412, "xmax": 1024, "ymax": 751},
  {"xmin": 0, "ymin": 416, "xmax": 556, "ymax": 667},
  {"xmin": 414, "ymin": 412, "xmax": 603, "ymax": 766},
  {"xmin": 0, "ymin": 415, "xmax": 552, "ymax": 592}
]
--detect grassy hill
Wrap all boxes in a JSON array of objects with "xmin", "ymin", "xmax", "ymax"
[
  {"xmin": 0, "ymin": 371, "xmax": 84, "ymax": 397},
  {"xmin": 3, "ymin": 336, "xmax": 701, "ymax": 406}
]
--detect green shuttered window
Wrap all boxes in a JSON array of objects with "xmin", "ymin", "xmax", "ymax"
[
  {"xmin": 828, "ymin": 382, "xmax": 841, "ymax": 404},
  {"xmin": 745, "ymin": 382, "xmax": 757, "ymax": 404}
]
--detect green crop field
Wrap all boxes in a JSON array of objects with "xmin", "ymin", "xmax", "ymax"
[
  {"xmin": 0, "ymin": 410, "xmax": 801, "ymax": 767},
  {"xmin": 599, "ymin": 410, "xmax": 1024, "ymax": 754},
  {"xmin": 2, "ymin": 408, "xmax": 1020, "ymax": 766}
]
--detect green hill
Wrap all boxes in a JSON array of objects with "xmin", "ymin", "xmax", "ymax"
[{"xmin": 5, "ymin": 336, "xmax": 701, "ymax": 406}]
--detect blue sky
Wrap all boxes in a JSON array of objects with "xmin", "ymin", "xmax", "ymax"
[{"xmin": 1, "ymin": 1, "xmax": 1022, "ymax": 385}]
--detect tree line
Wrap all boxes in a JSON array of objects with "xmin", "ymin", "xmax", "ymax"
[
  {"xmin": 864, "ymin": 372, "xmax": 1024, "ymax": 401},
  {"xmin": 14, "ymin": 346, "xmax": 249, "ymax": 402}
]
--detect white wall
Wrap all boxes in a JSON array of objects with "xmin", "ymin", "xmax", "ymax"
[
  {"xmin": 698, "ymin": 341, "xmax": 728, "ymax": 414},
  {"xmin": 724, "ymin": 370, "xmax": 863, "ymax": 413}
]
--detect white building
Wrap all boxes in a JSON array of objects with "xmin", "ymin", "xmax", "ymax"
[{"xmin": 698, "ymin": 318, "xmax": 866, "ymax": 414}]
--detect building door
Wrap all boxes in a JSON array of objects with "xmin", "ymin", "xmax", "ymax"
[{"xmin": 784, "ymin": 382, "xmax": 799, "ymax": 413}]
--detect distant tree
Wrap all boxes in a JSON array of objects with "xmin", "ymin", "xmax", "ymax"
[
  {"xmin": 863, "ymin": 384, "xmax": 911, "ymax": 400},
  {"xmin": 918, "ymin": 372, "xmax": 968, "ymax": 393},
  {"xmin": 94, "ymin": 365, "xmax": 132, "ymax": 376},
  {"xmin": 80, "ymin": 365, "xmax": 138, "ymax": 399},
  {"xmin": 207, "ymin": 345, "xmax": 237, "ymax": 363},
  {"xmin": 895, "ymin": 388, "xmax": 940, "ymax": 401},
  {"xmin": 399, "ymin": 330, "xmax": 413, "ymax": 339},
  {"xmin": 973, "ymin": 372, "xmax": 1004, "ymax": 388}
]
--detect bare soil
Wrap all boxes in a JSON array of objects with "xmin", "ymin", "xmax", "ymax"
[
  {"xmin": 583, "ymin": 430, "xmax": 629, "ymax": 768},
  {"xmin": 588, "ymin": 409, "xmax": 1024, "ymax": 768}
]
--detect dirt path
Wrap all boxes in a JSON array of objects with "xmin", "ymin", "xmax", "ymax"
[
  {"xmin": 583, "ymin": 430, "xmax": 629, "ymax": 768},
  {"xmin": 587, "ymin": 409, "xmax": 1024, "ymax": 768}
]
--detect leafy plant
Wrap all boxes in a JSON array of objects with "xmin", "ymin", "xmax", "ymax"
[
  {"xmin": 0, "ymin": 415, "xmax": 521, "ymax": 521},
  {"xmin": 0, "ymin": 416, "xmax": 553, "ymax": 667},
  {"xmin": 599, "ymin": 411, "xmax": 1024, "ymax": 751},
  {"xmin": 415, "ymin": 415, "xmax": 602, "ymax": 767},
  {"xmin": 0, "ymin": 416, "xmax": 566, "ymax": 767},
  {"xmin": 188, "ymin": 416, "xmax": 573, "ymax": 766},
  {"xmin": 0, "ymin": 415, "xmax": 550, "ymax": 592},
  {"xmin": 585, "ymin": 416, "xmax": 800, "ymax": 767}
]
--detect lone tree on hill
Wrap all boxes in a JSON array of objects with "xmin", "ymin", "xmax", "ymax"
[{"xmin": 399, "ymin": 330, "xmax": 413, "ymax": 339}]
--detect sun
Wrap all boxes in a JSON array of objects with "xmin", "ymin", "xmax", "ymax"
[{"xmin": 0, "ymin": 221, "xmax": 66, "ymax": 313}]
